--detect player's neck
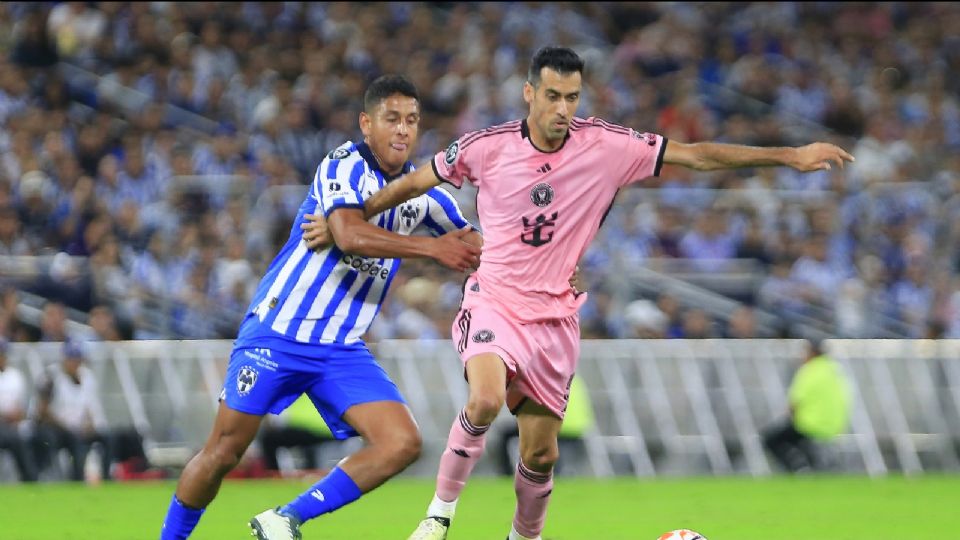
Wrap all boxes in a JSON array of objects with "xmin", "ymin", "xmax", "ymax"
[{"xmin": 524, "ymin": 116, "xmax": 564, "ymax": 152}]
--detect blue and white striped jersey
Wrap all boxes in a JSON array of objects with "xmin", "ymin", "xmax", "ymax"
[{"xmin": 235, "ymin": 141, "xmax": 473, "ymax": 355}]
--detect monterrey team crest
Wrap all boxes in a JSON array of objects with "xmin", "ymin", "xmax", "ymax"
[
  {"xmin": 530, "ymin": 183, "xmax": 554, "ymax": 207},
  {"xmin": 237, "ymin": 366, "xmax": 258, "ymax": 396}
]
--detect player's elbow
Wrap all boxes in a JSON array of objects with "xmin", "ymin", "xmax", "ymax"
[
  {"xmin": 679, "ymin": 144, "xmax": 715, "ymax": 171},
  {"xmin": 332, "ymin": 230, "xmax": 361, "ymax": 254},
  {"xmin": 688, "ymin": 150, "xmax": 715, "ymax": 171}
]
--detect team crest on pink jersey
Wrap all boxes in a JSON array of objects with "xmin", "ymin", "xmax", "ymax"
[
  {"xmin": 633, "ymin": 131, "xmax": 658, "ymax": 146},
  {"xmin": 472, "ymin": 329, "xmax": 495, "ymax": 343},
  {"xmin": 444, "ymin": 141, "xmax": 459, "ymax": 165},
  {"xmin": 530, "ymin": 183, "xmax": 554, "ymax": 207}
]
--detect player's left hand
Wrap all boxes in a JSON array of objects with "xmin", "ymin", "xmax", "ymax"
[
  {"xmin": 791, "ymin": 142, "xmax": 855, "ymax": 172},
  {"xmin": 302, "ymin": 213, "xmax": 332, "ymax": 251},
  {"xmin": 570, "ymin": 265, "xmax": 584, "ymax": 295}
]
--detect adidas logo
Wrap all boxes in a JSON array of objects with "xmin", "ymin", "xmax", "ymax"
[
  {"xmin": 310, "ymin": 489, "xmax": 325, "ymax": 502},
  {"xmin": 452, "ymin": 448, "xmax": 470, "ymax": 458},
  {"xmin": 536, "ymin": 163, "xmax": 552, "ymax": 174}
]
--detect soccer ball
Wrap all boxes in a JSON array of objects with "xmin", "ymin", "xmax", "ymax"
[{"xmin": 657, "ymin": 530, "xmax": 707, "ymax": 540}]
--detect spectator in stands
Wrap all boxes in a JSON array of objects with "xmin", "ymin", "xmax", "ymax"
[
  {"xmin": 725, "ymin": 305, "xmax": 759, "ymax": 339},
  {"xmin": 0, "ymin": 287, "xmax": 29, "ymax": 342},
  {"xmin": 1, "ymin": 3, "xmax": 959, "ymax": 341},
  {"xmin": 623, "ymin": 299, "xmax": 668, "ymax": 339},
  {"xmin": 0, "ymin": 204, "xmax": 30, "ymax": 255},
  {"xmin": 680, "ymin": 308, "xmax": 716, "ymax": 339},
  {"xmin": 258, "ymin": 394, "xmax": 335, "ymax": 472},
  {"xmin": 87, "ymin": 305, "xmax": 123, "ymax": 341},
  {"xmin": 678, "ymin": 207, "xmax": 739, "ymax": 272},
  {"xmin": 891, "ymin": 258, "xmax": 934, "ymax": 337},
  {"xmin": 0, "ymin": 337, "xmax": 39, "ymax": 482},
  {"xmin": 33, "ymin": 340, "xmax": 112, "ymax": 481},
  {"xmin": 10, "ymin": 7, "xmax": 59, "ymax": 70},
  {"xmin": 762, "ymin": 339, "xmax": 852, "ymax": 473},
  {"xmin": 39, "ymin": 300, "xmax": 71, "ymax": 342},
  {"xmin": 46, "ymin": 2, "xmax": 106, "ymax": 61},
  {"xmin": 655, "ymin": 293, "xmax": 685, "ymax": 339},
  {"xmin": 786, "ymin": 236, "xmax": 841, "ymax": 313}
]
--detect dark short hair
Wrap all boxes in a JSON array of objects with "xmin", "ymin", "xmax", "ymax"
[
  {"xmin": 527, "ymin": 46, "xmax": 584, "ymax": 87},
  {"xmin": 364, "ymin": 75, "xmax": 419, "ymax": 112}
]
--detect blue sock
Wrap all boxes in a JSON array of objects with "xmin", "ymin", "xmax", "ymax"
[
  {"xmin": 160, "ymin": 494, "xmax": 205, "ymax": 540},
  {"xmin": 280, "ymin": 467, "xmax": 363, "ymax": 523}
]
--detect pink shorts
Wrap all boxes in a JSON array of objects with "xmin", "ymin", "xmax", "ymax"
[{"xmin": 451, "ymin": 283, "xmax": 580, "ymax": 419}]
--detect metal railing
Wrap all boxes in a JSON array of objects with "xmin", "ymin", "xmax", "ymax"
[{"xmin": 4, "ymin": 339, "xmax": 958, "ymax": 478}]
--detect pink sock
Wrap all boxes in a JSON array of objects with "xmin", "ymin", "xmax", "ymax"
[
  {"xmin": 513, "ymin": 460, "xmax": 553, "ymax": 538},
  {"xmin": 435, "ymin": 408, "xmax": 489, "ymax": 503}
]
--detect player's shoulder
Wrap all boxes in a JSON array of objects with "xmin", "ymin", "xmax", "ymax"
[
  {"xmin": 316, "ymin": 141, "xmax": 365, "ymax": 183},
  {"xmin": 569, "ymin": 116, "xmax": 634, "ymax": 137},
  {"xmin": 323, "ymin": 141, "xmax": 362, "ymax": 164},
  {"xmin": 458, "ymin": 119, "xmax": 524, "ymax": 150}
]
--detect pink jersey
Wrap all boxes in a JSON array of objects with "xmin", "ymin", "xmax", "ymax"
[{"xmin": 433, "ymin": 117, "xmax": 666, "ymax": 323}]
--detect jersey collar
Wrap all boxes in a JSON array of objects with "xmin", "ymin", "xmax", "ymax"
[
  {"xmin": 521, "ymin": 118, "xmax": 571, "ymax": 154},
  {"xmin": 356, "ymin": 141, "xmax": 413, "ymax": 181}
]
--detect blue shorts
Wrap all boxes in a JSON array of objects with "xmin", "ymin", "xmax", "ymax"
[{"xmin": 220, "ymin": 342, "xmax": 405, "ymax": 440}]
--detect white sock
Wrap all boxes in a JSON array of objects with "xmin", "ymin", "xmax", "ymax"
[
  {"xmin": 508, "ymin": 525, "xmax": 541, "ymax": 540},
  {"xmin": 427, "ymin": 492, "xmax": 458, "ymax": 520}
]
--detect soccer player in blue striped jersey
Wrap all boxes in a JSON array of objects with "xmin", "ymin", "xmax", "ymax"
[{"xmin": 160, "ymin": 75, "xmax": 482, "ymax": 540}]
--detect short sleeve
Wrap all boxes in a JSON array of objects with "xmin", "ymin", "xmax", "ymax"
[
  {"xmin": 610, "ymin": 126, "xmax": 668, "ymax": 187},
  {"xmin": 313, "ymin": 150, "xmax": 366, "ymax": 218},
  {"xmin": 432, "ymin": 133, "xmax": 481, "ymax": 189},
  {"xmin": 419, "ymin": 186, "xmax": 475, "ymax": 237}
]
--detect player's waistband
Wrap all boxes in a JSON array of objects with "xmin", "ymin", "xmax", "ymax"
[{"xmin": 463, "ymin": 274, "xmax": 584, "ymax": 324}]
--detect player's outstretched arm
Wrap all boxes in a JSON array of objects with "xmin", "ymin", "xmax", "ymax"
[
  {"xmin": 327, "ymin": 208, "xmax": 479, "ymax": 271},
  {"xmin": 361, "ymin": 165, "xmax": 442, "ymax": 220},
  {"xmin": 305, "ymin": 213, "xmax": 483, "ymax": 269},
  {"xmin": 662, "ymin": 141, "xmax": 854, "ymax": 172}
]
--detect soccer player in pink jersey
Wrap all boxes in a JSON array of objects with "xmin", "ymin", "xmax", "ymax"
[{"xmin": 305, "ymin": 47, "xmax": 853, "ymax": 540}]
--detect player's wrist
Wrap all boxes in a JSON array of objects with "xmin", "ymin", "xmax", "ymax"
[
  {"xmin": 422, "ymin": 237, "xmax": 441, "ymax": 260},
  {"xmin": 784, "ymin": 147, "xmax": 801, "ymax": 169}
]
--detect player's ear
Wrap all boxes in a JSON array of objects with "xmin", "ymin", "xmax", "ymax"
[
  {"xmin": 359, "ymin": 111, "xmax": 371, "ymax": 137},
  {"xmin": 523, "ymin": 81, "xmax": 534, "ymax": 105}
]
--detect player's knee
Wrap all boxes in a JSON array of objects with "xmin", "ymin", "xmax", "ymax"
[
  {"xmin": 520, "ymin": 446, "xmax": 559, "ymax": 472},
  {"xmin": 376, "ymin": 428, "xmax": 421, "ymax": 472},
  {"xmin": 207, "ymin": 442, "xmax": 243, "ymax": 474},
  {"xmin": 391, "ymin": 429, "xmax": 423, "ymax": 467},
  {"xmin": 465, "ymin": 394, "xmax": 504, "ymax": 426}
]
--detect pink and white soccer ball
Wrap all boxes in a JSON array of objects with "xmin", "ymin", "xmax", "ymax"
[{"xmin": 657, "ymin": 530, "xmax": 707, "ymax": 540}]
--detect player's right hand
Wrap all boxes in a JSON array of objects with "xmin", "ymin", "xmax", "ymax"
[
  {"xmin": 791, "ymin": 142, "xmax": 855, "ymax": 172},
  {"xmin": 432, "ymin": 228, "xmax": 482, "ymax": 272},
  {"xmin": 302, "ymin": 213, "xmax": 332, "ymax": 251}
]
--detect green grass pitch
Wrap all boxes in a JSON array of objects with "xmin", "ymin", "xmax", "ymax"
[{"xmin": 0, "ymin": 475, "xmax": 957, "ymax": 539}]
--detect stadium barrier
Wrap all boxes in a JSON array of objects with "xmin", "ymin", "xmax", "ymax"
[{"xmin": 3, "ymin": 339, "xmax": 959, "ymax": 478}]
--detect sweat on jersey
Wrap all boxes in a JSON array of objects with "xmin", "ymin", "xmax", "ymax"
[
  {"xmin": 235, "ymin": 141, "xmax": 473, "ymax": 356},
  {"xmin": 432, "ymin": 117, "xmax": 666, "ymax": 323}
]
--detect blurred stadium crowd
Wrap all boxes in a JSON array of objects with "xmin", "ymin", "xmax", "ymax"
[{"xmin": 1, "ymin": 2, "xmax": 959, "ymax": 344}]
